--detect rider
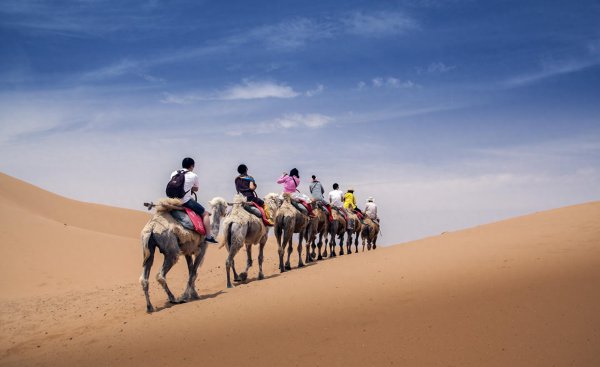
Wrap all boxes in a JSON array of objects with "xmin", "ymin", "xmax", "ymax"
[
  {"xmin": 364, "ymin": 197, "xmax": 379, "ymax": 222},
  {"xmin": 171, "ymin": 158, "xmax": 218, "ymax": 243},
  {"xmin": 309, "ymin": 175, "xmax": 326, "ymax": 204},
  {"xmin": 277, "ymin": 168, "xmax": 313, "ymax": 216},
  {"xmin": 344, "ymin": 188, "xmax": 364, "ymax": 221},
  {"xmin": 234, "ymin": 164, "xmax": 273, "ymax": 225},
  {"xmin": 328, "ymin": 183, "xmax": 348, "ymax": 222}
]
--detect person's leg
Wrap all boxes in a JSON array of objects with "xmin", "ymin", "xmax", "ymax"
[{"xmin": 183, "ymin": 200, "xmax": 216, "ymax": 242}]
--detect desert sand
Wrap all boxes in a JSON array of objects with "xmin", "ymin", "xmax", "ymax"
[{"xmin": 1, "ymin": 172, "xmax": 599, "ymax": 366}]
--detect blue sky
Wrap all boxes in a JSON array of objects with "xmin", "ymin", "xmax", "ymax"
[{"xmin": 1, "ymin": 0, "xmax": 599, "ymax": 244}]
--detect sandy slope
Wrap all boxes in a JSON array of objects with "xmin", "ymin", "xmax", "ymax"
[{"xmin": 1, "ymin": 172, "xmax": 599, "ymax": 366}]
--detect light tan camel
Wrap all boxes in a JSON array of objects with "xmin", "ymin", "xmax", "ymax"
[
  {"xmin": 345, "ymin": 209, "xmax": 363, "ymax": 254},
  {"xmin": 327, "ymin": 207, "xmax": 347, "ymax": 257},
  {"xmin": 361, "ymin": 217, "xmax": 380, "ymax": 251},
  {"xmin": 274, "ymin": 193, "xmax": 310, "ymax": 272},
  {"xmin": 218, "ymin": 193, "xmax": 280, "ymax": 288},
  {"xmin": 139, "ymin": 197, "xmax": 227, "ymax": 313},
  {"xmin": 304, "ymin": 202, "xmax": 329, "ymax": 261}
]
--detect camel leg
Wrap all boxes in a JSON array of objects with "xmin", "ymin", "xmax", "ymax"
[
  {"xmin": 181, "ymin": 243, "xmax": 207, "ymax": 301},
  {"xmin": 140, "ymin": 243, "xmax": 156, "ymax": 313},
  {"xmin": 258, "ymin": 236, "xmax": 267, "ymax": 280},
  {"xmin": 304, "ymin": 235, "xmax": 312, "ymax": 264},
  {"xmin": 317, "ymin": 233, "xmax": 324, "ymax": 260},
  {"xmin": 354, "ymin": 231, "xmax": 360, "ymax": 253},
  {"xmin": 346, "ymin": 232, "xmax": 352, "ymax": 254},
  {"xmin": 284, "ymin": 229, "xmax": 294, "ymax": 271},
  {"xmin": 156, "ymin": 253, "xmax": 178, "ymax": 304},
  {"xmin": 298, "ymin": 233, "xmax": 305, "ymax": 268},
  {"xmin": 275, "ymin": 222, "xmax": 286, "ymax": 273},
  {"xmin": 239, "ymin": 244, "xmax": 253, "ymax": 282}
]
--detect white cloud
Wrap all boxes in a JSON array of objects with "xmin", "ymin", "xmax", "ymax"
[
  {"xmin": 225, "ymin": 113, "xmax": 334, "ymax": 136},
  {"xmin": 342, "ymin": 11, "xmax": 417, "ymax": 37},
  {"xmin": 244, "ymin": 18, "xmax": 335, "ymax": 50},
  {"xmin": 161, "ymin": 80, "xmax": 300, "ymax": 104},
  {"xmin": 305, "ymin": 84, "xmax": 325, "ymax": 97},
  {"xmin": 369, "ymin": 77, "xmax": 417, "ymax": 89},
  {"xmin": 420, "ymin": 61, "xmax": 456, "ymax": 74}
]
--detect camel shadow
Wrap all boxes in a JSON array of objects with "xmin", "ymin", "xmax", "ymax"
[{"xmin": 153, "ymin": 290, "xmax": 225, "ymax": 312}]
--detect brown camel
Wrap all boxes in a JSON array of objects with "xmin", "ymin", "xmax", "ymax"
[
  {"xmin": 139, "ymin": 197, "xmax": 227, "ymax": 313},
  {"xmin": 345, "ymin": 209, "xmax": 363, "ymax": 254},
  {"xmin": 327, "ymin": 207, "xmax": 347, "ymax": 257},
  {"xmin": 304, "ymin": 202, "xmax": 329, "ymax": 261},
  {"xmin": 361, "ymin": 217, "xmax": 380, "ymax": 251},
  {"xmin": 274, "ymin": 193, "xmax": 310, "ymax": 272},
  {"xmin": 218, "ymin": 193, "xmax": 280, "ymax": 288}
]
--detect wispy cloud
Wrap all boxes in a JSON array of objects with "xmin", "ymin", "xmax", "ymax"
[
  {"xmin": 305, "ymin": 84, "xmax": 325, "ymax": 97},
  {"xmin": 243, "ymin": 18, "xmax": 336, "ymax": 50},
  {"xmin": 504, "ymin": 42, "xmax": 600, "ymax": 87},
  {"xmin": 161, "ymin": 80, "xmax": 300, "ymax": 104},
  {"xmin": 418, "ymin": 61, "xmax": 456, "ymax": 74},
  {"xmin": 341, "ymin": 11, "xmax": 417, "ymax": 37},
  {"xmin": 358, "ymin": 77, "xmax": 417, "ymax": 89},
  {"xmin": 226, "ymin": 113, "xmax": 334, "ymax": 136}
]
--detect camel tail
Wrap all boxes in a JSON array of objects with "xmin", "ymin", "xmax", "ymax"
[
  {"xmin": 141, "ymin": 224, "xmax": 154, "ymax": 266},
  {"xmin": 221, "ymin": 221, "xmax": 233, "ymax": 250}
]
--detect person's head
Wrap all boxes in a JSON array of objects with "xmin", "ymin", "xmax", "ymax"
[
  {"xmin": 237, "ymin": 164, "xmax": 248, "ymax": 175},
  {"xmin": 333, "ymin": 183, "xmax": 339, "ymax": 190},
  {"xmin": 290, "ymin": 168, "xmax": 299, "ymax": 177},
  {"xmin": 311, "ymin": 175, "xmax": 317, "ymax": 181},
  {"xmin": 182, "ymin": 157, "xmax": 195, "ymax": 170},
  {"xmin": 367, "ymin": 197, "xmax": 374, "ymax": 202},
  {"xmin": 348, "ymin": 188, "xmax": 354, "ymax": 193}
]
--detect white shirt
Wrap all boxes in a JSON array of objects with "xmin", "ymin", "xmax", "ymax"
[
  {"xmin": 365, "ymin": 202, "xmax": 378, "ymax": 219},
  {"xmin": 328, "ymin": 189, "xmax": 344, "ymax": 208},
  {"xmin": 171, "ymin": 170, "xmax": 199, "ymax": 204}
]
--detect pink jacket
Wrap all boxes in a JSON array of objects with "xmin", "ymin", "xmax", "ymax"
[{"xmin": 277, "ymin": 174, "xmax": 300, "ymax": 193}]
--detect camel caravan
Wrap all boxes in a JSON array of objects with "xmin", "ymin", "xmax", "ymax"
[{"xmin": 140, "ymin": 158, "xmax": 380, "ymax": 312}]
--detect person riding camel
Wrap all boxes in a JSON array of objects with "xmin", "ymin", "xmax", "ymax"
[
  {"xmin": 365, "ymin": 197, "xmax": 379, "ymax": 223},
  {"xmin": 310, "ymin": 174, "xmax": 332, "ymax": 219},
  {"xmin": 234, "ymin": 164, "xmax": 274, "ymax": 226},
  {"xmin": 277, "ymin": 168, "xmax": 314, "ymax": 217},
  {"xmin": 344, "ymin": 188, "xmax": 364, "ymax": 221},
  {"xmin": 328, "ymin": 183, "xmax": 348, "ymax": 222},
  {"xmin": 170, "ymin": 157, "xmax": 218, "ymax": 243}
]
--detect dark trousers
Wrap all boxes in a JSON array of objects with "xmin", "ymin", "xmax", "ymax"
[
  {"xmin": 183, "ymin": 199, "xmax": 205, "ymax": 216},
  {"xmin": 245, "ymin": 195, "xmax": 264, "ymax": 207}
]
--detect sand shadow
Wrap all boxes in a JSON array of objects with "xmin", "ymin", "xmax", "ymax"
[{"xmin": 153, "ymin": 290, "xmax": 225, "ymax": 313}]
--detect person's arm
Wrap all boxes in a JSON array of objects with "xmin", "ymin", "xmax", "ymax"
[
  {"xmin": 192, "ymin": 175, "xmax": 200, "ymax": 192},
  {"xmin": 320, "ymin": 184, "xmax": 324, "ymax": 195},
  {"xmin": 276, "ymin": 173, "xmax": 288, "ymax": 184},
  {"xmin": 249, "ymin": 181, "xmax": 257, "ymax": 190}
]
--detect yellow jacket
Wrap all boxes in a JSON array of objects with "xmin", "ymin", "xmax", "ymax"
[{"xmin": 343, "ymin": 192, "xmax": 356, "ymax": 209}]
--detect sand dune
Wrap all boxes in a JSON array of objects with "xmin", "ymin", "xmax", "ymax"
[{"xmin": 1, "ymin": 172, "xmax": 599, "ymax": 366}]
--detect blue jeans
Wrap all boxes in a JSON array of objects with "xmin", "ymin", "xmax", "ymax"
[{"xmin": 183, "ymin": 199, "xmax": 205, "ymax": 216}]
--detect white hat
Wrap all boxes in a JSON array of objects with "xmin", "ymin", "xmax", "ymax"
[{"xmin": 367, "ymin": 197, "xmax": 374, "ymax": 202}]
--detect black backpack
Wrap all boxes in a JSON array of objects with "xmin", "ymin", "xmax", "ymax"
[{"xmin": 166, "ymin": 170, "xmax": 189, "ymax": 199}]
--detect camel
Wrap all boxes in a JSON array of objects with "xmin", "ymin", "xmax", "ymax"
[
  {"xmin": 139, "ymin": 196, "xmax": 228, "ymax": 313},
  {"xmin": 327, "ymin": 207, "xmax": 347, "ymax": 257},
  {"xmin": 345, "ymin": 209, "xmax": 363, "ymax": 254},
  {"xmin": 218, "ymin": 193, "xmax": 280, "ymax": 288},
  {"xmin": 361, "ymin": 217, "xmax": 380, "ymax": 251},
  {"xmin": 274, "ymin": 193, "xmax": 310, "ymax": 272},
  {"xmin": 304, "ymin": 202, "xmax": 329, "ymax": 261}
]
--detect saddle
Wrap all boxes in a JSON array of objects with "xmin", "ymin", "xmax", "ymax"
[
  {"xmin": 292, "ymin": 199, "xmax": 314, "ymax": 217},
  {"xmin": 314, "ymin": 201, "xmax": 334, "ymax": 222},
  {"xmin": 170, "ymin": 208, "xmax": 206, "ymax": 235},
  {"xmin": 243, "ymin": 202, "xmax": 272, "ymax": 226}
]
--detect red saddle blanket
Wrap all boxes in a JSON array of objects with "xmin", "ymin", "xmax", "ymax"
[
  {"xmin": 297, "ymin": 200, "xmax": 313, "ymax": 215},
  {"xmin": 184, "ymin": 208, "xmax": 206, "ymax": 235},
  {"xmin": 247, "ymin": 202, "xmax": 271, "ymax": 226}
]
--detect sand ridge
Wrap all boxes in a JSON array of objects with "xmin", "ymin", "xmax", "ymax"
[{"xmin": 1, "ymin": 172, "xmax": 599, "ymax": 366}]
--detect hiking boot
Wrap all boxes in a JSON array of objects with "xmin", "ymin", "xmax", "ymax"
[{"xmin": 205, "ymin": 236, "xmax": 218, "ymax": 244}]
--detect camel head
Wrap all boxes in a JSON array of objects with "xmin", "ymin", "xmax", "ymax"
[
  {"xmin": 208, "ymin": 196, "xmax": 228, "ymax": 236},
  {"xmin": 264, "ymin": 192, "xmax": 282, "ymax": 216}
]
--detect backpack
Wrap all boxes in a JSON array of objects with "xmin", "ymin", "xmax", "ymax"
[{"xmin": 166, "ymin": 170, "xmax": 189, "ymax": 199}]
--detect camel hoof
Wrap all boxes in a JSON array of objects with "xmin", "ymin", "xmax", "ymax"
[
  {"xmin": 285, "ymin": 264, "xmax": 292, "ymax": 271},
  {"xmin": 317, "ymin": 255, "xmax": 323, "ymax": 260},
  {"xmin": 227, "ymin": 284, "xmax": 234, "ymax": 289},
  {"xmin": 298, "ymin": 262, "xmax": 305, "ymax": 268},
  {"xmin": 258, "ymin": 273, "xmax": 265, "ymax": 280},
  {"xmin": 373, "ymin": 245, "xmax": 377, "ymax": 249},
  {"xmin": 146, "ymin": 305, "xmax": 155, "ymax": 313},
  {"xmin": 239, "ymin": 272, "xmax": 248, "ymax": 281}
]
